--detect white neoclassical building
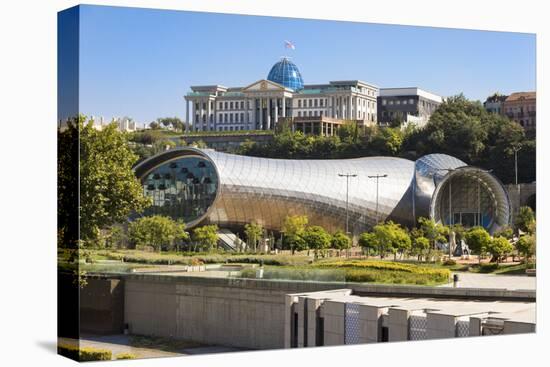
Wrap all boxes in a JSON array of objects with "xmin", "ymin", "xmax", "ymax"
[{"xmin": 184, "ymin": 58, "xmax": 378, "ymax": 132}]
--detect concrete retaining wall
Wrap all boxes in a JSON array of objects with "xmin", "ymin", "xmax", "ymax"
[{"xmin": 84, "ymin": 273, "xmax": 535, "ymax": 350}]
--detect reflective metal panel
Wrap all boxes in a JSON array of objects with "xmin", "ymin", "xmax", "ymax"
[{"xmin": 134, "ymin": 149, "xmax": 511, "ymax": 234}]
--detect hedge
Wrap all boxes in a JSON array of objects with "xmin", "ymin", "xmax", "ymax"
[
  {"xmin": 93, "ymin": 250, "xmax": 310, "ymax": 267},
  {"xmin": 240, "ymin": 264, "xmax": 450, "ymax": 285},
  {"xmin": 58, "ymin": 344, "xmax": 112, "ymax": 361},
  {"xmin": 315, "ymin": 259, "xmax": 450, "ymax": 277}
]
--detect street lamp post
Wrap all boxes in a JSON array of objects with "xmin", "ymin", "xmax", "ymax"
[
  {"xmin": 367, "ymin": 174, "xmax": 388, "ymax": 224},
  {"xmin": 338, "ymin": 173, "xmax": 357, "ymax": 235}
]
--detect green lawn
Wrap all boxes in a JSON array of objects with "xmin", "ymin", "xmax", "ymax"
[{"xmin": 240, "ymin": 259, "xmax": 451, "ymax": 286}]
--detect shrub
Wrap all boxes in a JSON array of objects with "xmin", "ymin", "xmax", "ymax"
[
  {"xmin": 443, "ymin": 259, "xmax": 457, "ymax": 266},
  {"xmin": 58, "ymin": 344, "xmax": 112, "ymax": 361},
  {"xmin": 116, "ymin": 353, "xmax": 137, "ymax": 360},
  {"xmin": 240, "ymin": 261, "xmax": 450, "ymax": 285}
]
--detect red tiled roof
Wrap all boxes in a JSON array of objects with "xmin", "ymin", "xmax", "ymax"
[{"xmin": 505, "ymin": 92, "xmax": 536, "ymax": 101}]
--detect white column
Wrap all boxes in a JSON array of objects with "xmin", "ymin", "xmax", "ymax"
[
  {"xmin": 244, "ymin": 97, "xmax": 249, "ymax": 129},
  {"xmin": 192, "ymin": 100, "xmax": 197, "ymax": 131},
  {"xmin": 212, "ymin": 99, "xmax": 217, "ymax": 131},
  {"xmin": 259, "ymin": 98, "xmax": 263, "ymax": 130},
  {"xmin": 206, "ymin": 99, "xmax": 211, "ymax": 131},
  {"xmin": 348, "ymin": 96, "xmax": 353, "ymax": 120},
  {"xmin": 274, "ymin": 98, "xmax": 279, "ymax": 126},
  {"xmin": 282, "ymin": 96, "xmax": 286, "ymax": 118},
  {"xmin": 266, "ymin": 98, "xmax": 271, "ymax": 130},
  {"xmin": 185, "ymin": 99, "xmax": 190, "ymax": 132},
  {"xmin": 198, "ymin": 100, "xmax": 204, "ymax": 131}
]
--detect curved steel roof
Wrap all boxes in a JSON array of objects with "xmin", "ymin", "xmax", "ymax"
[{"xmin": 134, "ymin": 149, "xmax": 511, "ymax": 234}]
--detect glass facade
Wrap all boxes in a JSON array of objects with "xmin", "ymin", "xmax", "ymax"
[
  {"xmin": 267, "ymin": 57, "xmax": 304, "ymax": 91},
  {"xmin": 141, "ymin": 156, "xmax": 219, "ymax": 226}
]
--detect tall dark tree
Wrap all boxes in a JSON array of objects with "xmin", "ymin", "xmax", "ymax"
[{"xmin": 78, "ymin": 116, "xmax": 151, "ymax": 245}]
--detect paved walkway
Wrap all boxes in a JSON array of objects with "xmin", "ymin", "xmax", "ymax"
[
  {"xmin": 439, "ymin": 272, "xmax": 536, "ymax": 290},
  {"xmin": 59, "ymin": 334, "xmax": 245, "ymax": 360}
]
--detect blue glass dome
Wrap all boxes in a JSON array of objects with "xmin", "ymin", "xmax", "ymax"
[{"xmin": 267, "ymin": 58, "xmax": 304, "ymax": 91}]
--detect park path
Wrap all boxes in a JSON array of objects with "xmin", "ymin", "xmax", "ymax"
[{"xmin": 439, "ymin": 272, "xmax": 536, "ymax": 290}]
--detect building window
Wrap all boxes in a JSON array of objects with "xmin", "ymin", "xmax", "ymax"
[
  {"xmin": 314, "ymin": 99, "xmax": 318, "ymax": 107},
  {"xmin": 309, "ymin": 99, "xmax": 313, "ymax": 107},
  {"xmin": 298, "ymin": 100, "xmax": 302, "ymax": 108},
  {"xmin": 308, "ymin": 111, "xmax": 312, "ymax": 117},
  {"xmin": 389, "ymin": 100, "xmax": 394, "ymax": 105},
  {"xmin": 402, "ymin": 100, "xmax": 407, "ymax": 105},
  {"xmin": 240, "ymin": 113, "xmax": 244, "ymax": 122},
  {"xmin": 298, "ymin": 111, "xmax": 302, "ymax": 117},
  {"xmin": 409, "ymin": 99, "xmax": 414, "ymax": 104},
  {"xmin": 229, "ymin": 102, "xmax": 233, "ymax": 110},
  {"xmin": 320, "ymin": 99, "xmax": 324, "ymax": 107},
  {"xmin": 382, "ymin": 99, "xmax": 387, "ymax": 106},
  {"xmin": 219, "ymin": 102, "xmax": 223, "ymax": 109},
  {"xmin": 224, "ymin": 102, "xmax": 228, "ymax": 109}
]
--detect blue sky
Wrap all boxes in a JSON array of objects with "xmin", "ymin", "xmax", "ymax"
[{"xmin": 70, "ymin": 5, "xmax": 536, "ymax": 125}]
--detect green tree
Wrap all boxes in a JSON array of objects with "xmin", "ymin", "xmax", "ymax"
[
  {"xmin": 244, "ymin": 222, "xmax": 264, "ymax": 252},
  {"xmin": 487, "ymin": 236, "xmax": 514, "ymax": 263},
  {"xmin": 358, "ymin": 232, "xmax": 377, "ymax": 258},
  {"xmin": 371, "ymin": 127, "xmax": 404, "ymax": 156},
  {"xmin": 157, "ymin": 117, "xmax": 184, "ymax": 132},
  {"xmin": 193, "ymin": 140, "xmax": 208, "ymax": 149},
  {"xmin": 192, "ymin": 225, "xmax": 219, "ymax": 252},
  {"xmin": 154, "ymin": 139, "xmax": 176, "ymax": 153},
  {"xmin": 412, "ymin": 236, "xmax": 430, "ymax": 262},
  {"xmin": 331, "ymin": 230, "xmax": 352, "ymax": 257},
  {"xmin": 465, "ymin": 227, "xmax": 491, "ymax": 262},
  {"xmin": 515, "ymin": 234, "xmax": 536, "ymax": 262},
  {"xmin": 282, "ymin": 215, "xmax": 309, "ymax": 254},
  {"xmin": 417, "ymin": 217, "xmax": 447, "ymax": 250},
  {"xmin": 303, "ymin": 226, "xmax": 332, "ymax": 259},
  {"xmin": 128, "ymin": 215, "xmax": 186, "ymax": 252},
  {"xmin": 515, "ymin": 206, "xmax": 535, "ymax": 234},
  {"xmin": 71, "ymin": 116, "xmax": 151, "ymax": 246},
  {"xmin": 371, "ymin": 221, "xmax": 411, "ymax": 260},
  {"xmin": 494, "ymin": 225, "xmax": 514, "ymax": 239}
]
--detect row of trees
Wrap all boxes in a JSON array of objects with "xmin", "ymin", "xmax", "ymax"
[
  {"xmin": 238, "ymin": 95, "xmax": 536, "ymax": 185},
  {"xmin": 242, "ymin": 216, "xmax": 352, "ymax": 258},
  {"xmin": 128, "ymin": 215, "xmax": 222, "ymax": 252},
  {"xmin": 356, "ymin": 210, "xmax": 536, "ymax": 264}
]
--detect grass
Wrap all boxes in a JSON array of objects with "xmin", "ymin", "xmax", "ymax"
[
  {"xmin": 116, "ymin": 353, "xmax": 137, "ymax": 360},
  {"xmin": 129, "ymin": 335, "xmax": 203, "ymax": 352},
  {"xmin": 240, "ymin": 259, "xmax": 451, "ymax": 286},
  {"xmin": 467, "ymin": 262, "xmax": 535, "ymax": 275},
  {"xmin": 58, "ymin": 344, "xmax": 112, "ymax": 361}
]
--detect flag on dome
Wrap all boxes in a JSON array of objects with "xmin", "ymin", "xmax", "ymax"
[{"xmin": 284, "ymin": 40, "xmax": 295, "ymax": 50}]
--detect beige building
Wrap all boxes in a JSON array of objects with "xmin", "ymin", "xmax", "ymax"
[
  {"xmin": 184, "ymin": 58, "xmax": 378, "ymax": 132},
  {"xmin": 501, "ymin": 91, "xmax": 536, "ymax": 130}
]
